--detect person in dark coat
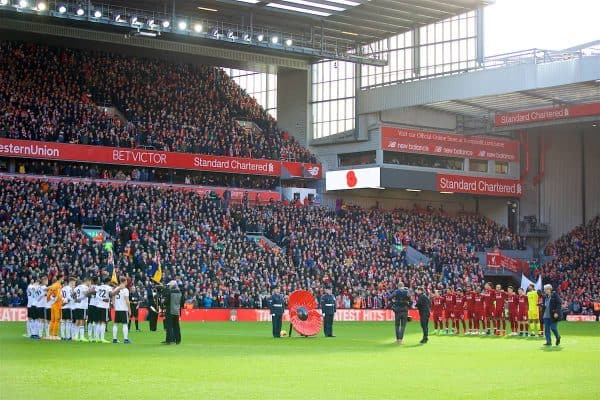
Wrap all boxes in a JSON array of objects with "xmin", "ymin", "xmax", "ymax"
[
  {"xmin": 163, "ymin": 280, "xmax": 184, "ymax": 345},
  {"xmin": 146, "ymin": 284, "xmax": 159, "ymax": 332},
  {"xmin": 321, "ymin": 286, "xmax": 336, "ymax": 337},
  {"xmin": 415, "ymin": 287, "xmax": 431, "ymax": 344},
  {"xmin": 541, "ymin": 284, "xmax": 562, "ymax": 346},
  {"xmin": 388, "ymin": 281, "xmax": 411, "ymax": 344},
  {"xmin": 268, "ymin": 287, "xmax": 284, "ymax": 338}
]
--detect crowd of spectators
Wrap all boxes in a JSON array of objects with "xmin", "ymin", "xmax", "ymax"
[
  {"xmin": 0, "ymin": 41, "xmax": 317, "ymax": 163},
  {"xmin": 9, "ymin": 159, "xmax": 279, "ymax": 190},
  {"xmin": 0, "ymin": 177, "xmax": 531, "ymax": 309},
  {"xmin": 538, "ymin": 216, "xmax": 600, "ymax": 316}
]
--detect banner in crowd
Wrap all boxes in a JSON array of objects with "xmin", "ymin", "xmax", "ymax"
[
  {"xmin": 437, "ymin": 174, "xmax": 522, "ymax": 197},
  {"xmin": 0, "ymin": 138, "xmax": 322, "ymax": 179},
  {"xmin": 486, "ymin": 250, "xmax": 530, "ymax": 274},
  {"xmin": 381, "ymin": 127, "xmax": 520, "ymax": 162},
  {"xmin": 520, "ymin": 273, "xmax": 542, "ymax": 291},
  {"xmin": 495, "ymin": 102, "xmax": 600, "ymax": 127},
  {"xmin": 0, "ymin": 307, "xmax": 419, "ymax": 322},
  {"xmin": 0, "ymin": 173, "xmax": 281, "ymax": 204}
]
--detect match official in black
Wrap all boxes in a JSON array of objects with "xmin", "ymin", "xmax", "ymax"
[
  {"xmin": 321, "ymin": 286, "xmax": 336, "ymax": 337},
  {"xmin": 128, "ymin": 285, "xmax": 141, "ymax": 332},
  {"xmin": 415, "ymin": 287, "xmax": 431, "ymax": 344},
  {"xmin": 388, "ymin": 281, "xmax": 411, "ymax": 344},
  {"xmin": 269, "ymin": 287, "xmax": 284, "ymax": 338},
  {"xmin": 146, "ymin": 285, "xmax": 159, "ymax": 332}
]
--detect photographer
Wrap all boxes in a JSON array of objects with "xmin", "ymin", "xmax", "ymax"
[{"xmin": 388, "ymin": 282, "xmax": 411, "ymax": 344}]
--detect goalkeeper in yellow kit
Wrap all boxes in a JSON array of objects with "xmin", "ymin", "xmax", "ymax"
[{"xmin": 526, "ymin": 284, "xmax": 539, "ymax": 337}]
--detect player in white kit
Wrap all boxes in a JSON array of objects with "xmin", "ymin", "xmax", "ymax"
[
  {"xmin": 112, "ymin": 277, "xmax": 132, "ymax": 344},
  {"xmin": 60, "ymin": 278, "xmax": 76, "ymax": 340},
  {"xmin": 94, "ymin": 277, "xmax": 113, "ymax": 343},
  {"xmin": 73, "ymin": 277, "xmax": 92, "ymax": 342},
  {"xmin": 25, "ymin": 276, "xmax": 40, "ymax": 338}
]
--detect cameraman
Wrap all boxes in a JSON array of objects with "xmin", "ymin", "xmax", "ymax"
[{"xmin": 388, "ymin": 281, "xmax": 411, "ymax": 344}]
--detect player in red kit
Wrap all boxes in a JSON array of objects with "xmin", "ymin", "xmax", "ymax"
[
  {"xmin": 473, "ymin": 289, "xmax": 485, "ymax": 334},
  {"xmin": 431, "ymin": 290, "xmax": 445, "ymax": 335},
  {"xmin": 453, "ymin": 288, "xmax": 467, "ymax": 335},
  {"xmin": 506, "ymin": 286, "xmax": 518, "ymax": 336},
  {"xmin": 482, "ymin": 282, "xmax": 496, "ymax": 335},
  {"xmin": 443, "ymin": 287, "xmax": 456, "ymax": 334},
  {"xmin": 493, "ymin": 284, "xmax": 507, "ymax": 335},
  {"xmin": 464, "ymin": 285, "xmax": 476, "ymax": 335},
  {"xmin": 517, "ymin": 287, "xmax": 529, "ymax": 336}
]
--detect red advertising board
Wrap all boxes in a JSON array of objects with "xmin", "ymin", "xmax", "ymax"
[
  {"xmin": 437, "ymin": 174, "xmax": 522, "ymax": 197},
  {"xmin": 0, "ymin": 307, "xmax": 421, "ymax": 322},
  {"xmin": 0, "ymin": 173, "xmax": 281, "ymax": 204},
  {"xmin": 0, "ymin": 138, "xmax": 322, "ymax": 179},
  {"xmin": 565, "ymin": 315, "xmax": 597, "ymax": 322},
  {"xmin": 495, "ymin": 102, "xmax": 600, "ymax": 127},
  {"xmin": 381, "ymin": 127, "xmax": 519, "ymax": 162}
]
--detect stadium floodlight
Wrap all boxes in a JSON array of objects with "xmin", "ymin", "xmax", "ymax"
[
  {"xmin": 130, "ymin": 16, "xmax": 138, "ymax": 25},
  {"xmin": 285, "ymin": 38, "xmax": 292, "ymax": 46},
  {"xmin": 0, "ymin": 0, "xmax": 8, "ymax": 5},
  {"xmin": 227, "ymin": 30, "xmax": 236, "ymax": 39},
  {"xmin": 18, "ymin": 0, "xmax": 28, "ymax": 8},
  {"xmin": 177, "ymin": 20, "xmax": 187, "ymax": 30},
  {"xmin": 212, "ymin": 27, "xmax": 219, "ymax": 37},
  {"xmin": 256, "ymin": 34, "xmax": 264, "ymax": 42},
  {"xmin": 36, "ymin": 1, "xmax": 46, "ymax": 11},
  {"xmin": 57, "ymin": 4, "xmax": 66, "ymax": 13},
  {"xmin": 162, "ymin": 20, "xmax": 170, "ymax": 28},
  {"xmin": 243, "ymin": 33, "xmax": 251, "ymax": 42},
  {"xmin": 76, "ymin": 7, "xmax": 84, "ymax": 16},
  {"xmin": 93, "ymin": 10, "xmax": 101, "ymax": 18},
  {"xmin": 193, "ymin": 23, "xmax": 202, "ymax": 33},
  {"xmin": 271, "ymin": 35, "xmax": 279, "ymax": 44},
  {"xmin": 115, "ymin": 14, "xmax": 126, "ymax": 22}
]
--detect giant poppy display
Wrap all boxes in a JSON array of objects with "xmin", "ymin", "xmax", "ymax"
[{"xmin": 288, "ymin": 290, "xmax": 322, "ymax": 336}]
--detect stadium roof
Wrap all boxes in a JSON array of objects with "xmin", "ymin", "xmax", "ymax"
[
  {"xmin": 110, "ymin": 0, "xmax": 491, "ymax": 47},
  {"xmin": 427, "ymin": 81, "xmax": 600, "ymax": 117}
]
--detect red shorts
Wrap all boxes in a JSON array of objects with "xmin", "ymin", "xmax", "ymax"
[
  {"xmin": 484, "ymin": 307, "xmax": 495, "ymax": 317},
  {"xmin": 518, "ymin": 313, "xmax": 528, "ymax": 321},
  {"xmin": 492, "ymin": 308, "xmax": 504, "ymax": 318},
  {"xmin": 446, "ymin": 311, "xmax": 455, "ymax": 319},
  {"xmin": 508, "ymin": 311, "xmax": 519, "ymax": 322},
  {"xmin": 472, "ymin": 311, "xmax": 484, "ymax": 320},
  {"xmin": 432, "ymin": 313, "xmax": 443, "ymax": 322},
  {"xmin": 453, "ymin": 311, "xmax": 465, "ymax": 320}
]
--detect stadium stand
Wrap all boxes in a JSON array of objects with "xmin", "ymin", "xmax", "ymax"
[
  {"xmin": 538, "ymin": 216, "xmax": 600, "ymax": 316},
  {"xmin": 0, "ymin": 41, "xmax": 317, "ymax": 163},
  {"xmin": 0, "ymin": 177, "xmax": 531, "ymax": 309}
]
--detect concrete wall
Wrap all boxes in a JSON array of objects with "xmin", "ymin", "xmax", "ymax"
[
  {"xmin": 277, "ymin": 68, "xmax": 309, "ymax": 149},
  {"xmin": 519, "ymin": 124, "xmax": 600, "ymax": 240}
]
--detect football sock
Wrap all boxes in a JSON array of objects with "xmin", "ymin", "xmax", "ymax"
[{"xmin": 123, "ymin": 324, "xmax": 129, "ymax": 340}]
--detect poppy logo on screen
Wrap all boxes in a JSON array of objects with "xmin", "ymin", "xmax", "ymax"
[{"xmin": 346, "ymin": 170, "xmax": 357, "ymax": 187}]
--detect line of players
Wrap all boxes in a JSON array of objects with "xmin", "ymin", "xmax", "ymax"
[
  {"xmin": 25, "ymin": 274, "xmax": 135, "ymax": 344},
  {"xmin": 430, "ymin": 282, "xmax": 545, "ymax": 336}
]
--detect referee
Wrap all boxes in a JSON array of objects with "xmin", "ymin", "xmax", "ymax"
[{"xmin": 128, "ymin": 285, "xmax": 141, "ymax": 332}]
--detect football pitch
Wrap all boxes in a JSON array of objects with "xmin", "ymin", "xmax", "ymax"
[{"xmin": 1, "ymin": 321, "xmax": 598, "ymax": 400}]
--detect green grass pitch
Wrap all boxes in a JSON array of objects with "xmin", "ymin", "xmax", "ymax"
[{"xmin": 1, "ymin": 321, "xmax": 599, "ymax": 400}]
